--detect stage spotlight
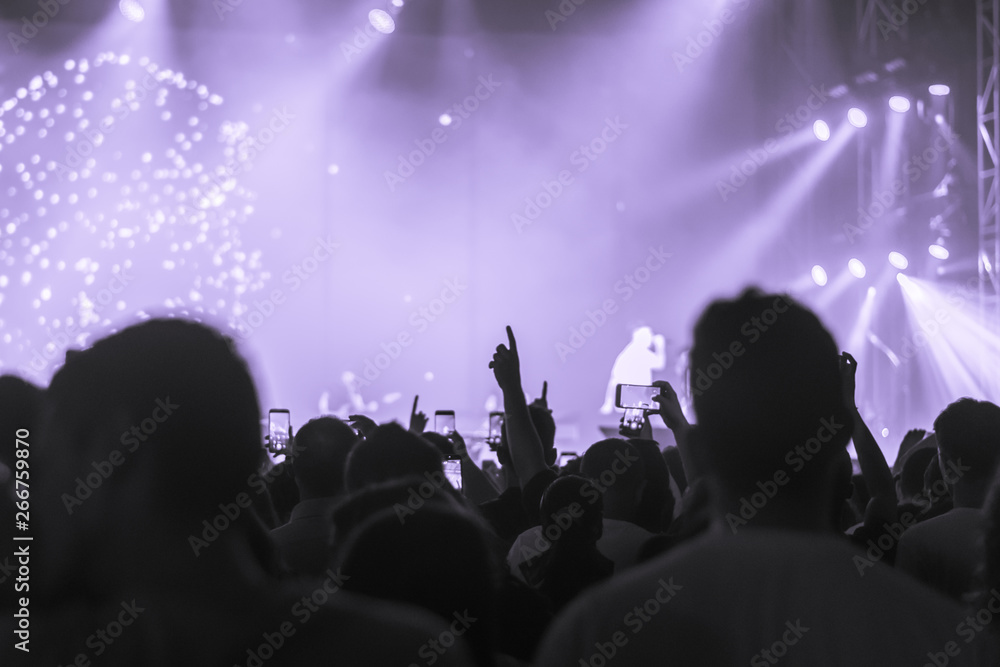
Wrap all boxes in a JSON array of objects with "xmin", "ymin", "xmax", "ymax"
[
  {"xmin": 119, "ymin": 0, "xmax": 144, "ymax": 21},
  {"xmin": 928, "ymin": 84, "xmax": 950, "ymax": 96},
  {"xmin": 438, "ymin": 113, "xmax": 453, "ymax": 126},
  {"xmin": 369, "ymin": 9, "xmax": 396, "ymax": 34},
  {"xmin": 848, "ymin": 258, "xmax": 866, "ymax": 278},
  {"xmin": 813, "ymin": 120, "xmax": 831, "ymax": 141},
  {"xmin": 847, "ymin": 108, "xmax": 868, "ymax": 128},
  {"xmin": 934, "ymin": 113, "xmax": 945, "ymax": 124},
  {"xmin": 888, "ymin": 251, "xmax": 908, "ymax": 270},
  {"xmin": 929, "ymin": 244, "xmax": 949, "ymax": 260},
  {"xmin": 811, "ymin": 265, "xmax": 828, "ymax": 286},
  {"xmin": 889, "ymin": 96, "xmax": 910, "ymax": 113}
]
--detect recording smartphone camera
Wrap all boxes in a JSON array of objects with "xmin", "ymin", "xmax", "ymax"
[
  {"xmin": 443, "ymin": 457, "xmax": 463, "ymax": 492},
  {"xmin": 619, "ymin": 407, "xmax": 646, "ymax": 437},
  {"xmin": 486, "ymin": 411, "xmax": 504, "ymax": 450},
  {"xmin": 615, "ymin": 384, "xmax": 661, "ymax": 412},
  {"xmin": 267, "ymin": 409, "xmax": 291, "ymax": 456},
  {"xmin": 435, "ymin": 410, "xmax": 456, "ymax": 435}
]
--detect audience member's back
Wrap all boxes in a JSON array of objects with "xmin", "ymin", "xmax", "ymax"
[
  {"xmin": 28, "ymin": 319, "xmax": 472, "ymax": 666},
  {"xmin": 897, "ymin": 398, "xmax": 1000, "ymax": 601},
  {"xmin": 520, "ymin": 475, "xmax": 613, "ymax": 613},
  {"xmin": 535, "ymin": 288, "xmax": 998, "ymax": 666},
  {"xmin": 338, "ymin": 504, "xmax": 498, "ymax": 667},
  {"xmin": 270, "ymin": 416, "xmax": 358, "ymax": 576}
]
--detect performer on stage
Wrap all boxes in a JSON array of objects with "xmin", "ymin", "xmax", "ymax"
[{"xmin": 599, "ymin": 326, "xmax": 667, "ymax": 414}]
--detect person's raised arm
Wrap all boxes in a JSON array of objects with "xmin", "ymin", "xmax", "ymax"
[
  {"xmin": 652, "ymin": 380, "xmax": 700, "ymax": 481},
  {"xmin": 840, "ymin": 352, "xmax": 897, "ymax": 524},
  {"xmin": 446, "ymin": 430, "xmax": 500, "ymax": 503},
  {"xmin": 490, "ymin": 326, "xmax": 548, "ymax": 485}
]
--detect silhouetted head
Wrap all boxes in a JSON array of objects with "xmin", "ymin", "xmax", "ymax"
[
  {"xmin": 632, "ymin": 326, "xmax": 653, "ymax": 347},
  {"xmin": 421, "ymin": 431, "xmax": 456, "ymax": 460},
  {"xmin": 689, "ymin": 288, "xmax": 852, "ymax": 500},
  {"xmin": 539, "ymin": 475, "xmax": 604, "ymax": 545},
  {"xmin": 581, "ymin": 439, "xmax": 645, "ymax": 521},
  {"xmin": 344, "ymin": 423, "xmax": 444, "ymax": 494},
  {"xmin": 898, "ymin": 447, "xmax": 938, "ymax": 501},
  {"xmin": 41, "ymin": 318, "xmax": 262, "ymax": 522},
  {"xmin": 291, "ymin": 416, "xmax": 358, "ymax": 499},
  {"xmin": 35, "ymin": 318, "xmax": 266, "ymax": 601},
  {"xmin": 338, "ymin": 505, "xmax": 497, "ymax": 667},
  {"xmin": 934, "ymin": 398, "xmax": 1000, "ymax": 507}
]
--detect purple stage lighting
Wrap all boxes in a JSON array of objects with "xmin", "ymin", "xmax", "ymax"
[
  {"xmin": 928, "ymin": 244, "xmax": 949, "ymax": 260},
  {"xmin": 119, "ymin": 0, "xmax": 145, "ymax": 22},
  {"xmin": 928, "ymin": 84, "xmax": 950, "ymax": 96},
  {"xmin": 847, "ymin": 108, "xmax": 867, "ymax": 128},
  {"xmin": 369, "ymin": 9, "xmax": 396, "ymax": 34},
  {"xmin": 888, "ymin": 252, "xmax": 908, "ymax": 270},
  {"xmin": 888, "ymin": 96, "xmax": 910, "ymax": 113},
  {"xmin": 811, "ymin": 265, "xmax": 828, "ymax": 286},
  {"xmin": 848, "ymin": 258, "xmax": 866, "ymax": 278},
  {"xmin": 812, "ymin": 120, "xmax": 830, "ymax": 141}
]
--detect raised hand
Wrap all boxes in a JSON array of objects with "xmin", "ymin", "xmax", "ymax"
[
  {"xmin": 839, "ymin": 351, "xmax": 858, "ymax": 409},
  {"xmin": 489, "ymin": 325, "xmax": 522, "ymax": 394},
  {"xmin": 446, "ymin": 429, "xmax": 468, "ymax": 460},
  {"xmin": 347, "ymin": 413, "xmax": 378, "ymax": 438},
  {"xmin": 651, "ymin": 381, "xmax": 688, "ymax": 432},
  {"xmin": 898, "ymin": 428, "xmax": 927, "ymax": 455},
  {"xmin": 408, "ymin": 395, "xmax": 428, "ymax": 433},
  {"xmin": 529, "ymin": 380, "xmax": 550, "ymax": 413}
]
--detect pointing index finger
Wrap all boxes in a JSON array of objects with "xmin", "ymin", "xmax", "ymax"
[{"xmin": 506, "ymin": 325, "xmax": 517, "ymax": 353}]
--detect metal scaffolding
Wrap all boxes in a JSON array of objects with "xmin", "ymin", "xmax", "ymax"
[{"xmin": 978, "ymin": 0, "xmax": 1000, "ymax": 339}]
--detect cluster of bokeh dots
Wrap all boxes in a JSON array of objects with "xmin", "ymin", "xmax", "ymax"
[{"xmin": 0, "ymin": 52, "xmax": 272, "ymax": 379}]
